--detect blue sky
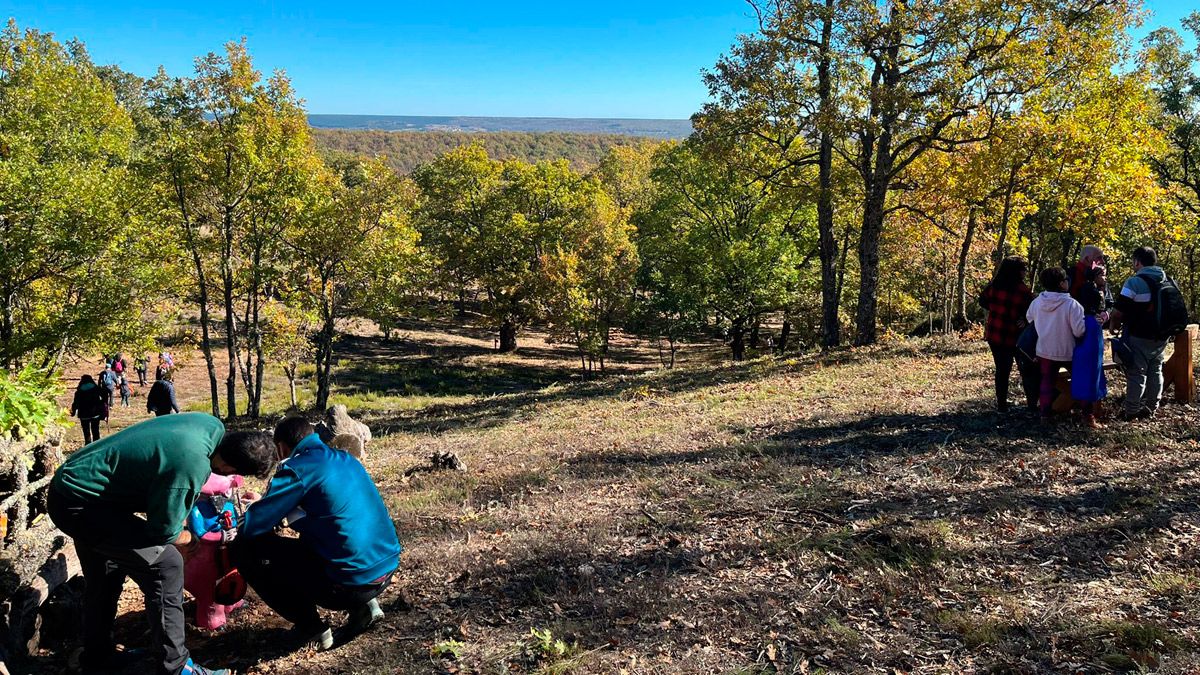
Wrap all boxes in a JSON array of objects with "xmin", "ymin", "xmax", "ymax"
[{"xmin": 3, "ymin": 1, "xmax": 1195, "ymax": 119}]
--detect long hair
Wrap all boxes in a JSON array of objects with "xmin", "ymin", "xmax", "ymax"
[{"xmin": 992, "ymin": 256, "xmax": 1027, "ymax": 291}]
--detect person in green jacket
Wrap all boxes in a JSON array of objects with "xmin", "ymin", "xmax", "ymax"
[{"xmin": 48, "ymin": 413, "xmax": 276, "ymax": 675}]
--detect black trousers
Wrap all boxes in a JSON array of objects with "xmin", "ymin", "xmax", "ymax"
[
  {"xmin": 80, "ymin": 418, "xmax": 101, "ymax": 444},
  {"xmin": 47, "ymin": 489, "xmax": 190, "ymax": 675},
  {"xmin": 988, "ymin": 342, "xmax": 1039, "ymax": 410},
  {"xmin": 234, "ymin": 533, "xmax": 391, "ymax": 630}
]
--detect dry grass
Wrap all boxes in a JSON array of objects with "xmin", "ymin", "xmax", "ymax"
[{"xmin": 32, "ymin": 322, "xmax": 1200, "ymax": 674}]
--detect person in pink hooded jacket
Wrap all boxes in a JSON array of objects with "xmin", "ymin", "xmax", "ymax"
[
  {"xmin": 183, "ymin": 473, "xmax": 255, "ymax": 630},
  {"xmin": 1026, "ymin": 267, "xmax": 1086, "ymax": 420}
]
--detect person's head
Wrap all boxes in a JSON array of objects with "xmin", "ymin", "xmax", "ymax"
[
  {"xmin": 273, "ymin": 416, "xmax": 316, "ymax": 461},
  {"xmin": 1040, "ymin": 267, "xmax": 1068, "ymax": 292},
  {"xmin": 1080, "ymin": 245, "xmax": 1103, "ymax": 267},
  {"xmin": 1132, "ymin": 246, "xmax": 1157, "ymax": 271},
  {"xmin": 994, "ymin": 256, "xmax": 1028, "ymax": 290},
  {"xmin": 1088, "ymin": 264, "xmax": 1107, "ymax": 290},
  {"xmin": 211, "ymin": 430, "xmax": 276, "ymax": 478},
  {"xmin": 78, "ymin": 374, "xmax": 94, "ymax": 388}
]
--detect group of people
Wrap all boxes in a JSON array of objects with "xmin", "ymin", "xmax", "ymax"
[
  {"xmin": 69, "ymin": 352, "xmax": 181, "ymax": 445},
  {"xmin": 49, "ymin": 412, "xmax": 401, "ymax": 675},
  {"xmin": 980, "ymin": 245, "xmax": 1189, "ymax": 425}
]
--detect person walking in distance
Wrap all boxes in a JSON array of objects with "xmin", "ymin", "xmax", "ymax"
[
  {"xmin": 147, "ymin": 373, "xmax": 180, "ymax": 417},
  {"xmin": 71, "ymin": 375, "xmax": 108, "ymax": 445}
]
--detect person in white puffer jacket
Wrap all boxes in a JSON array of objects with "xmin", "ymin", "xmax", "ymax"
[{"xmin": 1026, "ymin": 266, "xmax": 1085, "ymax": 419}]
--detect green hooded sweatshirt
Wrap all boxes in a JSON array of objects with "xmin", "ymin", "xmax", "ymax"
[{"xmin": 51, "ymin": 413, "xmax": 225, "ymax": 545}]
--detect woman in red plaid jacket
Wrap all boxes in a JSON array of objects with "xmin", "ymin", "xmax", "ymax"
[{"xmin": 978, "ymin": 256, "xmax": 1037, "ymax": 412}]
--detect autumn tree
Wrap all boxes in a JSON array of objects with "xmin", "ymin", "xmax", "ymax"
[
  {"xmin": 0, "ymin": 22, "xmax": 159, "ymax": 369},
  {"xmin": 638, "ymin": 141, "xmax": 804, "ymax": 360},
  {"xmin": 291, "ymin": 158, "xmax": 420, "ymax": 409}
]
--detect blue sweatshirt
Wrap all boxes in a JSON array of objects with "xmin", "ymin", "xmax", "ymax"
[{"xmin": 241, "ymin": 434, "xmax": 401, "ymax": 585}]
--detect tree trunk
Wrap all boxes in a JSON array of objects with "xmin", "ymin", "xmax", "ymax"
[
  {"xmin": 498, "ymin": 321, "xmax": 518, "ymax": 352},
  {"xmin": 314, "ymin": 275, "xmax": 336, "ymax": 411},
  {"xmin": 749, "ymin": 314, "xmax": 762, "ymax": 350},
  {"xmin": 993, "ymin": 162, "xmax": 1019, "ymax": 267},
  {"xmin": 955, "ymin": 208, "xmax": 978, "ymax": 329},
  {"xmin": 221, "ymin": 208, "xmax": 238, "ymax": 420},
  {"xmin": 0, "ymin": 290, "xmax": 13, "ymax": 370},
  {"xmin": 778, "ymin": 316, "xmax": 791, "ymax": 354},
  {"xmin": 286, "ymin": 367, "xmax": 298, "ymax": 409},
  {"xmin": 816, "ymin": 0, "xmax": 840, "ymax": 350},
  {"xmin": 856, "ymin": 176, "xmax": 890, "ymax": 345},
  {"xmin": 730, "ymin": 317, "xmax": 747, "ymax": 361}
]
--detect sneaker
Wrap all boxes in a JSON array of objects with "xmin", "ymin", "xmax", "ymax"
[
  {"xmin": 338, "ymin": 598, "xmax": 385, "ymax": 639},
  {"xmin": 297, "ymin": 624, "xmax": 335, "ymax": 652},
  {"xmin": 182, "ymin": 658, "xmax": 231, "ymax": 675}
]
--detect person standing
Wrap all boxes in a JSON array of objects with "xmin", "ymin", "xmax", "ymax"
[
  {"xmin": 70, "ymin": 375, "xmax": 108, "ymax": 445},
  {"xmin": 147, "ymin": 374, "xmax": 180, "ymax": 417},
  {"xmin": 978, "ymin": 256, "xmax": 1036, "ymax": 412},
  {"xmin": 47, "ymin": 414, "xmax": 276, "ymax": 675},
  {"xmin": 136, "ymin": 355, "xmax": 149, "ymax": 387},
  {"xmin": 98, "ymin": 365, "xmax": 117, "ymax": 410},
  {"xmin": 1071, "ymin": 266, "xmax": 1110, "ymax": 428},
  {"xmin": 1068, "ymin": 245, "xmax": 1105, "ymax": 299},
  {"xmin": 234, "ymin": 416, "xmax": 402, "ymax": 651},
  {"xmin": 119, "ymin": 375, "xmax": 132, "ymax": 408},
  {"xmin": 1027, "ymin": 267, "xmax": 1086, "ymax": 421},
  {"xmin": 1113, "ymin": 246, "xmax": 1188, "ymax": 420}
]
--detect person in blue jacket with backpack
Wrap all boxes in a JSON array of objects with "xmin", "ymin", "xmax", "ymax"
[
  {"xmin": 1112, "ymin": 246, "xmax": 1189, "ymax": 420},
  {"xmin": 235, "ymin": 416, "xmax": 401, "ymax": 651}
]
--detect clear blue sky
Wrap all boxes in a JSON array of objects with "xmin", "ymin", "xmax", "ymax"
[{"xmin": 3, "ymin": 1, "xmax": 1195, "ymax": 119}]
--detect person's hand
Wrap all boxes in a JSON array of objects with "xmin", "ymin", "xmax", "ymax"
[
  {"xmin": 241, "ymin": 491, "xmax": 261, "ymax": 503},
  {"xmin": 173, "ymin": 529, "xmax": 199, "ymax": 558}
]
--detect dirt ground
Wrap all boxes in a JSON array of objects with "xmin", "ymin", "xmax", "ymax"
[{"xmin": 24, "ymin": 321, "xmax": 1200, "ymax": 674}]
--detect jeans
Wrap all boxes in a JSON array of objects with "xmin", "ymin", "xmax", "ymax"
[
  {"xmin": 80, "ymin": 418, "xmax": 101, "ymax": 445},
  {"xmin": 988, "ymin": 342, "xmax": 1039, "ymax": 410},
  {"xmin": 1125, "ymin": 335, "xmax": 1168, "ymax": 414},
  {"xmin": 234, "ymin": 533, "xmax": 392, "ymax": 630},
  {"xmin": 47, "ymin": 489, "xmax": 190, "ymax": 675}
]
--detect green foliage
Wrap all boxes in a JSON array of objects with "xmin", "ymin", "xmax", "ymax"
[
  {"xmin": 0, "ymin": 21, "xmax": 162, "ymax": 368},
  {"xmin": 0, "ymin": 366, "xmax": 64, "ymax": 440},
  {"xmin": 429, "ymin": 639, "xmax": 465, "ymax": 661},
  {"xmin": 525, "ymin": 627, "xmax": 571, "ymax": 662}
]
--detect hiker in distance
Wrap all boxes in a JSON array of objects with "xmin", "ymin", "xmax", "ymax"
[
  {"xmin": 234, "ymin": 416, "xmax": 401, "ymax": 651},
  {"xmin": 48, "ymin": 413, "xmax": 276, "ymax": 675}
]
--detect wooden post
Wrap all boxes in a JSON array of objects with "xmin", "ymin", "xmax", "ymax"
[{"xmin": 1164, "ymin": 324, "xmax": 1198, "ymax": 404}]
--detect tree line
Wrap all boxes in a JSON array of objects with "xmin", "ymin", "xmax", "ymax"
[
  {"xmin": 313, "ymin": 129, "xmax": 648, "ymax": 174},
  {"xmin": 2, "ymin": 3, "xmax": 1199, "ymax": 417}
]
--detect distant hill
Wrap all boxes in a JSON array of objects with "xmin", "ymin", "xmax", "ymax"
[
  {"xmin": 313, "ymin": 129, "xmax": 667, "ymax": 175},
  {"xmin": 307, "ymin": 114, "xmax": 692, "ymax": 139}
]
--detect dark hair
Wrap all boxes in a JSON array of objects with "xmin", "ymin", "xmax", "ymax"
[
  {"xmin": 78, "ymin": 374, "xmax": 94, "ymax": 386},
  {"xmin": 1085, "ymin": 265, "xmax": 1106, "ymax": 283},
  {"xmin": 274, "ymin": 416, "xmax": 316, "ymax": 451},
  {"xmin": 1132, "ymin": 246, "xmax": 1157, "ymax": 267},
  {"xmin": 993, "ymin": 256, "xmax": 1028, "ymax": 290},
  {"xmin": 1040, "ymin": 267, "xmax": 1067, "ymax": 291},
  {"xmin": 214, "ymin": 431, "xmax": 276, "ymax": 478}
]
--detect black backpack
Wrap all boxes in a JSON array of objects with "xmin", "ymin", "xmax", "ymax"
[{"xmin": 1139, "ymin": 272, "xmax": 1189, "ymax": 339}]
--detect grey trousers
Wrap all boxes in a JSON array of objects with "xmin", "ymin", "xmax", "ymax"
[
  {"xmin": 1125, "ymin": 336, "xmax": 1168, "ymax": 414},
  {"xmin": 48, "ymin": 490, "xmax": 190, "ymax": 675}
]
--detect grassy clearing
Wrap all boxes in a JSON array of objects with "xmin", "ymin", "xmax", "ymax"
[{"xmin": 35, "ymin": 321, "xmax": 1200, "ymax": 674}]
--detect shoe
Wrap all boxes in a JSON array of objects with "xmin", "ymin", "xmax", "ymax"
[
  {"xmin": 293, "ymin": 623, "xmax": 335, "ymax": 652},
  {"xmin": 182, "ymin": 658, "xmax": 231, "ymax": 675},
  {"xmin": 337, "ymin": 598, "xmax": 385, "ymax": 641},
  {"xmin": 1083, "ymin": 415, "xmax": 1103, "ymax": 430},
  {"xmin": 1117, "ymin": 408, "xmax": 1153, "ymax": 422}
]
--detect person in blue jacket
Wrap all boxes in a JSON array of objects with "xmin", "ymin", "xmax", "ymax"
[{"xmin": 234, "ymin": 416, "xmax": 402, "ymax": 651}]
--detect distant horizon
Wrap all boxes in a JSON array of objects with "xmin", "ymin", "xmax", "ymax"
[{"xmin": 308, "ymin": 113, "xmax": 690, "ymax": 121}]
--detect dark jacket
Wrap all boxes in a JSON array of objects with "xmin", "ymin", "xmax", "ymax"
[
  {"xmin": 147, "ymin": 380, "xmax": 179, "ymax": 414},
  {"xmin": 71, "ymin": 383, "xmax": 107, "ymax": 421}
]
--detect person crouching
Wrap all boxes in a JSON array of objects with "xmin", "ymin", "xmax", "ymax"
[{"xmin": 234, "ymin": 416, "xmax": 401, "ymax": 651}]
